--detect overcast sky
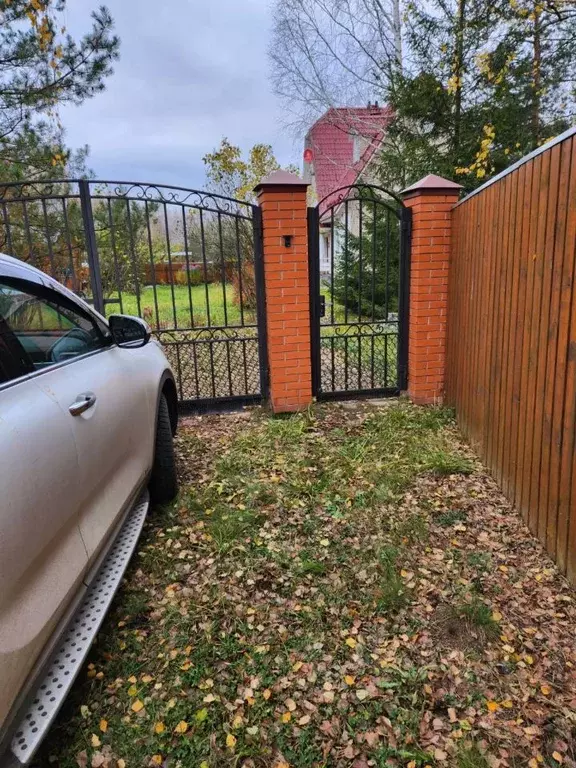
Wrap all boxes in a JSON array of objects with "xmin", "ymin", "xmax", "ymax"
[{"xmin": 59, "ymin": 0, "xmax": 300, "ymax": 189}]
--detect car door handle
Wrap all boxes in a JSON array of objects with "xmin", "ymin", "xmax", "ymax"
[{"xmin": 69, "ymin": 392, "xmax": 97, "ymax": 416}]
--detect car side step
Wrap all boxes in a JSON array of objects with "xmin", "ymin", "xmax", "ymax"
[{"xmin": 10, "ymin": 491, "xmax": 150, "ymax": 766}]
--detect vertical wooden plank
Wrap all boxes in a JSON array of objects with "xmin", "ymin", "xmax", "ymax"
[
  {"xmin": 562, "ymin": 143, "xmax": 576, "ymax": 576},
  {"xmin": 508, "ymin": 160, "xmax": 533, "ymax": 502},
  {"xmin": 477, "ymin": 186, "xmax": 495, "ymax": 451},
  {"xmin": 555, "ymin": 137, "xmax": 576, "ymax": 573},
  {"xmin": 501, "ymin": 163, "xmax": 526, "ymax": 497},
  {"xmin": 484, "ymin": 180, "xmax": 505, "ymax": 464},
  {"xmin": 532, "ymin": 143, "xmax": 562, "ymax": 543},
  {"xmin": 515, "ymin": 154, "xmax": 541, "ymax": 515},
  {"xmin": 567, "ymin": 450, "xmax": 576, "ymax": 584},
  {"xmin": 487, "ymin": 176, "xmax": 511, "ymax": 475},
  {"xmin": 459, "ymin": 196, "xmax": 474, "ymax": 438},
  {"xmin": 545, "ymin": 137, "xmax": 574, "ymax": 562},
  {"xmin": 466, "ymin": 195, "xmax": 482, "ymax": 442},
  {"xmin": 445, "ymin": 209, "xmax": 457, "ymax": 403},
  {"xmin": 495, "ymin": 173, "xmax": 518, "ymax": 485},
  {"xmin": 522, "ymin": 150, "xmax": 551, "ymax": 528}
]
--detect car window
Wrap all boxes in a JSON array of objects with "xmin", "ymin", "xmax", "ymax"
[{"xmin": 0, "ymin": 278, "xmax": 110, "ymax": 376}]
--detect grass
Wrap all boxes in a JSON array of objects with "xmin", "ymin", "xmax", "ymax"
[
  {"xmin": 109, "ymin": 283, "xmax": 252, "ymax": 328},
  {"xmin": 457, "ymin": 743, "xmax": 491, "ymax": 768},
  {"xmin": 32, "ymin": 401, "xmax": 576, "ymax": 768}
]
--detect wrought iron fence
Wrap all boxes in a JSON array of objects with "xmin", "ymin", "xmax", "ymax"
[
  {"xmin": 0, "ymin": 179, "xmax": 268, "ymax": 407},
  {"xmin": 308, "ymin": 184, "xmax": 410, "ymax": 398}
]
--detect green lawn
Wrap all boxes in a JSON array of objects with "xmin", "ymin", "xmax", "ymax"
[{"xmin": 110, "ymin": 284, "xmax": 252, "ymax": 329}]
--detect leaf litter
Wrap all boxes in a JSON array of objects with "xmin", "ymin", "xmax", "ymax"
[{"xmin": 33, "ymin": 401, "xmax": 576, "ymax": 768}]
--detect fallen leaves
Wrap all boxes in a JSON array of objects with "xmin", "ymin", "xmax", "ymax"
[{"xmin": 39, "ymin": 404, "xmax": 576, "ymax": 768}]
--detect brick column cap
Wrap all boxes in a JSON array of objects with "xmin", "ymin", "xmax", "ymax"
[
  {"xmin": 254, "ymin": 170, "xmax": 309, "ymax": 194},
  {"xmin": 400, "ymin": 174, "xmax": 462, "ymax": 200}
]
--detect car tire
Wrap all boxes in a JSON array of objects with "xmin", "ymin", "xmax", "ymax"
[{"xmin": 149, "ymin": 393, "xmax": 178, "ymax": 503}]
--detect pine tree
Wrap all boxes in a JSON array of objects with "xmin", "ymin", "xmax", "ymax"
[
  {"xmin": 377, "ymin": 0, "xmax": 576, "ymax": 191},
  {"xmin": 332, "ymin": 196, "xmax": 402, "ymax": 320},
  {"xmin": 0, "ymin": 0, "xmax": 119, "ymax": 180}
]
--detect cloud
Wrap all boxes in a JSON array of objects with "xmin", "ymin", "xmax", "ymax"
[{"xmin": 59, "ymin": 0, "xmax": 300, "ymax": 188}]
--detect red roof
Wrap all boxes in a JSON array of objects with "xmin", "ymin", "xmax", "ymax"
[{"xmin": 304, "ymin": 106, "xmax": 393, "ymax": 214}]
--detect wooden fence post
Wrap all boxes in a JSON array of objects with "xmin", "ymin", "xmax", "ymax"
[
  {"xmin": 255, "ymin": 170, "xmax": 313, "ymax": 413},
  {"xmin": 401, "ymin": 174, "xmax": 462, "ymax": 405}
]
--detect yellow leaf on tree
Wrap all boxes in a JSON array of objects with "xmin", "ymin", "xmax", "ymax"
[
  {"xmin": 99, "ymin": 719, "xmax": 108, "ymax": 733},
  {"xmin": 154, "ymin": 722, "xmax": 165, "ymax": 734},
  {"xmin": 91, "ymin": 734, "xmax": 101, "ymax": 748},
  {"xmin": 226, "ymin": 733, "xmax": 237, "ymax": 750},
  {"xmin": 174, "ymin": 720, "xmax": 188, "ymax": 734},
  {"xmin": 487, "ymin": 700, "xmax": 499, "ymax": 712},
  {"xmin": 131, "ymin": 699, "xmax": 144, "ymax": 713}
]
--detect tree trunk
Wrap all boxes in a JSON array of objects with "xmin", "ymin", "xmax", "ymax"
[
  {"xmin": 391, "ymin": 0, "xmax": 403, "ymax": 73},
  {"xmin": 531, "ymin": 1, "xmax": 542, "ymax": 148},
  {"xmin": 453, "ymin": 0, "xmax": 466, "ymax": 163}
]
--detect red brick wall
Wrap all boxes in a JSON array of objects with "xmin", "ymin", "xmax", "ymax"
[
  {"xmin": 257, "ymin": 183, "xmax": 312, "ymax": 412},
  {"xmin": 402, "ymin": 190, "xmax": 460, "ymax": 405}
]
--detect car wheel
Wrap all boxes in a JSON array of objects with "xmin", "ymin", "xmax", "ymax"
[{"xmin": 149, "ymin": 393, "xmax": 178, "ymax": 503}]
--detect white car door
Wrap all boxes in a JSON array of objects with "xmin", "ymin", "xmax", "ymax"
[
  {"xmin": 3, "ymin": 277, "xmax": 154, "ymax": 561},
  {"xmin": 0, "ymin": 290, "xmax": 88, "ymax": 731}
]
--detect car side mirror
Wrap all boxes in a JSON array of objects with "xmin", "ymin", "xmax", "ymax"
[{"xmin": 108, "ymin": 315, "xmax": 151, "ymax": 348}]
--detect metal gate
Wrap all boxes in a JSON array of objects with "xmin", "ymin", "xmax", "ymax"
[
  {"xmin": 308, "ymin": 184, "xmax": 410, "ymax": 399},
  {"xmin": 0, "ymin": 179, "xmax": 268, "ymax": 409}
]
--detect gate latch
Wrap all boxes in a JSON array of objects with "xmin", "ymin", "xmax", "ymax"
[{"xmin": 318, "ymin": 294, "xmax": 326, "ymax": 318}]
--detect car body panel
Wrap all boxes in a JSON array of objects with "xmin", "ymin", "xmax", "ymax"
[
  {"xmin": 34, "ymin": 345, "xmax": 152, "ymax": 559},
  {"xmin": 0, "ymin": 378, "xmax": 88, "ymax": 730},
  {"xmin": 0, "ymin": 252, "xmax": 177, "ymax": 757}
]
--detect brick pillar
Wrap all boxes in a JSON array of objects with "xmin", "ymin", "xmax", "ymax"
[
  {"xmin": 255, "ymin": 170, "xmax": 313, "ymax": 413},
  {"xmin": 400, "ymin": 174, "xmax": 462, "ymax": 405}
]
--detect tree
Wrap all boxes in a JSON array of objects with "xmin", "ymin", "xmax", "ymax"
[
  {"xmin": 269, "ymin": 0, "xmax": 403, "ymax": 134},
  {"xmin": 270, "ymin": 0, "xmax": 576, "ymax": 191},
  {"xmin": 0, "ymin": 0, "xmax": 119, "ymax": 181},
  {"xmin": 203, "ymin": 138, "xmax": 298, "ymax": 202},
  {"xmin": 202, "ymin": 139, "xmax": 298, "ymax": 312},
  {"xmin": 332, "ymin": 196, "xmax": 401, "ymax": 319},
  {"xmin": 381, "ymin": 0, "xmax": 576, "ymax": 189}
]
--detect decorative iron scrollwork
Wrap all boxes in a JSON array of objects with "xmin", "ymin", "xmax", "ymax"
[{"xmin": 90, "ymin": 180, "xmax": 254, "ymax": 219}]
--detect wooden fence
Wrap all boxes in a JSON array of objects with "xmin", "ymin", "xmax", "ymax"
[{"xmin": 445, "ymin": 127, "xmax": 576, "ymax": 582}]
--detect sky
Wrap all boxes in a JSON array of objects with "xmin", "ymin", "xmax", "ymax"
[{"xmin": 59, "ymin": 0, "xmax": 301, "ymax": 190}]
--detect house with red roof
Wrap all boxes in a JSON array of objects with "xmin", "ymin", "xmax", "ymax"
[{"xmin": 303, "ymin": 104, "xmax": 393, "ymax": 273}]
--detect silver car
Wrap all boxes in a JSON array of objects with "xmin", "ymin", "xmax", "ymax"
[{"xmin": 0, "ymin": 254, "xmax": 179, "ymax": 766}]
